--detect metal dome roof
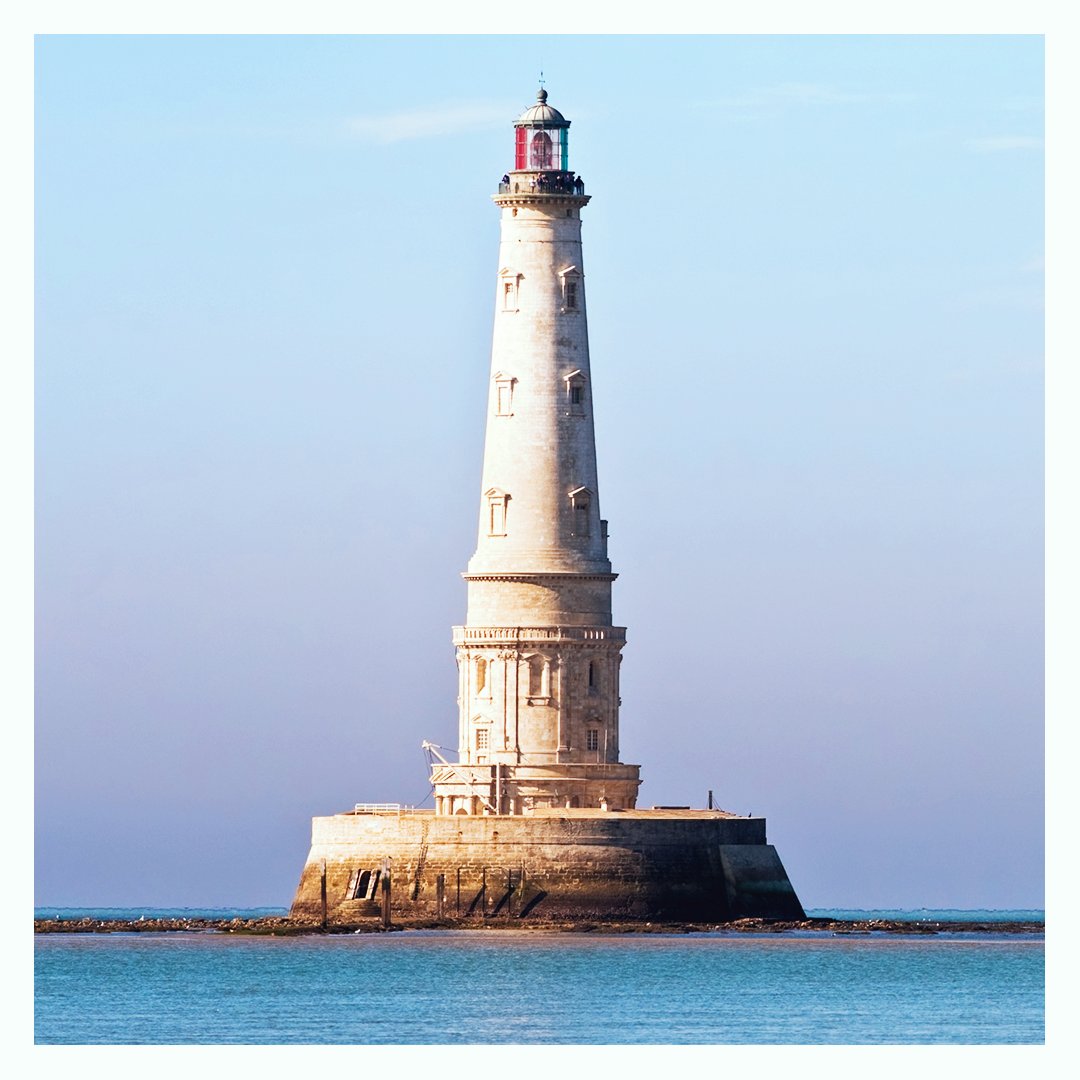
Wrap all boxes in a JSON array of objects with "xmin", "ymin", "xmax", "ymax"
[{"xmin": 514, "ymin": 88, "xmax": 570, "ymax": 128}]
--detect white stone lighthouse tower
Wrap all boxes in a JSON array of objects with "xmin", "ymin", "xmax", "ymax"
[
  {"xmin": 291, "ymin": 87, "xmax": 805, "ymax": 922},
  {"xmin": 430, "ymin": 89, "xmax": 642, "ymax": 816}
]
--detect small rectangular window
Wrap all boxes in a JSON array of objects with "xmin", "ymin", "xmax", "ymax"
[
  {"xmin": 566, "ymin": 374, "xmax": 586, "ymax": 414},
  {"xmin": 495, "ymin": 377, "xmax": 515, "ymax": 416},
  {"xmin": 488, "ymin": 493, "xmax": 509, "ymax": 536},
  {"xmin": 574, "ymin": 500, "xmax": 589, "ymax": 537},
  {"xmin": 503, "ymin": 281, "xmax": 515, "ymax": 310},
  {"xmin": 476, "ymin": 728, "xmax": 489, "ymax": 750},
  {"xmin": 586, "ymin": 729, "xmax": 599, "ymax": 752},
  {"xmin": 566, "ymin": 281, "xmax": 578, "ymax": 309}
]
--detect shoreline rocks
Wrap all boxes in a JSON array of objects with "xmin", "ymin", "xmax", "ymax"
[{"xmin": 33, "ymin": 915, "xmax": 1045, "ymax": 936}]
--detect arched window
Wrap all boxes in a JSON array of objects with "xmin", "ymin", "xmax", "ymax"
[
  {"xmin": 525, "ymin": 654, "xmax": 552, "ymax": 703},
  {"xmin": 530, "ymin": 131, "xmax": 553, "ymax": 169}
]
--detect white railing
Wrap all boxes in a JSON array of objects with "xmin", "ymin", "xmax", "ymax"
[
  {"xmin": 452, "ymin": 625, "xmax": 626, "ymax": 645},
  {"xmin": 352, "ymin": 803, "xmax": 417, "ymax": 815}
]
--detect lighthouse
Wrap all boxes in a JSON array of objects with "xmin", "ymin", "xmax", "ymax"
[
  {"xmin": 429, "ymin": 89, "xmax": 640, "ymax": 816},
  {"xmin": 290, "ymin": 89, "xmax": 805, "ymax": 924}
]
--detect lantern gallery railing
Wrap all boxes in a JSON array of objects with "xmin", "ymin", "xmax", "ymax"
[
  {"xmin": 452, "ymin": 626, "xmax": 626, "ymax": 645},
  {"xmin": 497, "ymin": 174, "xmax": 585, "ymax": 196}
]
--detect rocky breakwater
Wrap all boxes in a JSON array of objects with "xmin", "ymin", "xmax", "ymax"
[
  {"xmin": 35, "ymin": 915, "xmax": 1044, "ymax": 935},
  {"xmin": 34, "ymin": 916, "xmax": 303, "ymax": 935}
]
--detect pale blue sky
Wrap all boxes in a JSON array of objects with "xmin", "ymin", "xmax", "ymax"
[{"xmin": 35, "ymin": 35, "xmax": 1043, "ymax": 908}]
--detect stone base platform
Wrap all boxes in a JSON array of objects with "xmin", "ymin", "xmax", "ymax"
[{"xmin": 289, "ymin": 808, "xmax": 805, "ymax": 923}]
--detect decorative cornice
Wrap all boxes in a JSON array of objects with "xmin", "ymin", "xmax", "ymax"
[{"xmin": 492, "ymin": 193, "xmax": 591, "ymax": 209}]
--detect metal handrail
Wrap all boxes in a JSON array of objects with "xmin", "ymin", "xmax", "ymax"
[
  {"xmin": 497, "ymin": 177, "xmax": 586, "ymax": 196},
  {"xmin": 353, "ymin": 803, "xmax": 417, "ymax": 815}
]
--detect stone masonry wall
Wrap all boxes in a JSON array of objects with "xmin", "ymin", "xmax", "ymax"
[{"xmin": 290, "ymin": 811, "xmax": 804, "ymax": 923}]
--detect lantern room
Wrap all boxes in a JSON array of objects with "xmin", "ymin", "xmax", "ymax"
[{"xmin": 513, "ymin": 88, "xmax": 570, "ymax": 172}]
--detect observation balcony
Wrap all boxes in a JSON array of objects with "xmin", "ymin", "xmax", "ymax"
[
  {"xmin": 452, "ymin": 625, "xmax": 626, "ymax": 646},
  {"xmin": 496, "ymin": 171, "xmax": 586, "ymax": 197}
]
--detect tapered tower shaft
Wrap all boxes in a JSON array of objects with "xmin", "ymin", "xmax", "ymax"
[{"xmin": 431, "ymin": 90, "xmax": 641, "ymax": 816}]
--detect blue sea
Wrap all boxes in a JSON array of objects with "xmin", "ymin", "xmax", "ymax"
[{"xmin": 34, "ymin": 909, "xmax": 1044, "ymax": 1044}]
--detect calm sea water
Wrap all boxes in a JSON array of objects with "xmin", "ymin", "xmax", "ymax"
[{"xmin": 34, "ymin": 910, "xmax": 1043, "ymax": 1044}]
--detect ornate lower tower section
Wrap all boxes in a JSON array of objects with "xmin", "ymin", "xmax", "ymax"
[{"xmin": 431, "ymin": 90, "xmax": 641, "ymax": 815}]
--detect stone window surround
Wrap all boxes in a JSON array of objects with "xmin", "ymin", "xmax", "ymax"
[
  {"xmin": 472, "ymin": 714, "xmax": 492, "ymax": 763},
  {"xmin": 493, "ymin": 371, "xmax": 517, "ymax": 417},
  {"xmin": 486, "ymin": 487, "xmax": 510, "ymax": 536},
  {"xmin": 499, "ymin": 267, "xmax": 523, "ymax": 312},
  {"xmin": 563, "ymin": 369, "xmax": 587, "ymax": 415},
  {"xmin": 568, "ymin": 485, "xmax": 591, "ymax": 538},
  {"xmin": 558, "ymin": 265, "xmax": 582, "ymax": 313},
  {"xmin": 524, "ymin": 652, "xmax": 553, "ymax": 706}
]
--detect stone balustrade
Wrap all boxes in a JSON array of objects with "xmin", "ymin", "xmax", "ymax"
[{"xmin": 452, "ymin": 625, "xmax": 626, "ymax": 646}]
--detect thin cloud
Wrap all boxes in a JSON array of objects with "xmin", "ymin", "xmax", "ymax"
[
  {"xmin": 696, "ymin": 82, "xmax": 912, "ymax": 121},
  {"xmin": 966, "ymin": 135, "xmax": 1044, "ymax": 153},
  {"xmin": 345, "ymin": 101, "xmax": 514, "ymax": 143}
]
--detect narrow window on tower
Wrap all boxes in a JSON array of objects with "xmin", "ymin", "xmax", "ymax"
[
  {"xmin": 494, "ymin": 373, "xmax": 516, "ymax": 416},
  {"xmin": 568, "ymin": 486, "xmax": 591, "ymax": 538},
  {"xmin": 475, "ymin": 657, "xmax": 487, "ymax": 696},
  {"xmin": 564, "ymin": 370, "xmax": 586, "ymax": 415},
  {"xmin": 499, "ymin": 269, "xmax": 522, "ymax": 312},
  {"xmin": 587, "ymin": 656, "xmax": 604, "ymax": 691},
  {"xmin": 586, "ymin": 728, "xmax": 600, "ymax": 752},
  {"xmin": 559, "ymin": 267, "xmax": 582, "ymax": 313},
  {"xmin": 475, "ymin": 728, "xmax": 489, "ymax": 751},
  {"xmin": 525, "ymin": 654, "xmax": 552, "ymax": 705},
  {"xmin": 486, "ymin": 489, "xmax": 510, "ymax": 536}
]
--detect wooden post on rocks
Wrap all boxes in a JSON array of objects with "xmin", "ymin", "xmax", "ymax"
[
  {"xmin": 380, "ymin": 857, "xmax": 391, "ymax": 929},
  {"xmin": 436, "ymin": 873, "xmax": 445, "ymax": 919}
]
